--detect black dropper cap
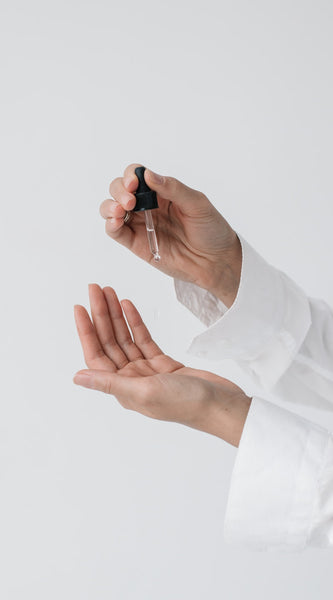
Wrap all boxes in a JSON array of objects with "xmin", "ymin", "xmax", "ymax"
[{"xmin": 133, "ymin": 166, "xmax": 159, "ymax": 212}]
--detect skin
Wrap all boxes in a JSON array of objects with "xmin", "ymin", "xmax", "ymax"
[
  {"xmin": 100, "ymin": 163, "xmax": 243, "ymax": 308},
  {"xmin": 73, "ymin": 285, "xmax": 252, "ymax": 447}
]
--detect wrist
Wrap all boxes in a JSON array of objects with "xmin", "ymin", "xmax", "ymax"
[
  {"xmin": 195, "ymin": 234, "xmax": 242, "ymax": 309},
  {"xmin": 209, "ymin": 234, "xmax": 242, "ymax": 308},
  {"xmin": 189, "ymin": 376, "xmax": 252, "ymax": 447},
  {"xmin": 207, "ymin": 387, "xmax": 252, "ymax": 447}
]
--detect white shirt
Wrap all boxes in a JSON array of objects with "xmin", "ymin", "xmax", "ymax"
[{"xmin": 174, "ymin": 233, "xmax": 333, "ymax": 551}]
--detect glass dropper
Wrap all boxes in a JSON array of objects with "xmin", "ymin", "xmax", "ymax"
[
  {"xmin": 133, "ymin": 166, "xmax": 161, "ymax": 262},
  {"xmin": 144, "ymin": 209, "xmax": 160, "ymax": 261}
]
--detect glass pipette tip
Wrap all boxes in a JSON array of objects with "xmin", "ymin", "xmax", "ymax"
[{"xmin": 144, "ymin": 209, "xmax": 160, "ymax": 261}]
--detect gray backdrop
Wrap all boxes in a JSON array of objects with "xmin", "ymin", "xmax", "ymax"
[{"xmin": 1, "ymin": 0, "xmax": 333, "ymax": 598}]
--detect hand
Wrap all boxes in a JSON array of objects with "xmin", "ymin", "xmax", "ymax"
[
  {"xmin": 99, "ymin": 164, "xmax": 242, "ymax": 308},
  {"xmin": 73, "ymin": 284, "xmax": 251, "ymax": 446}
]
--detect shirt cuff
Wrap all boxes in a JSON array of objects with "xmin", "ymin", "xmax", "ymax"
[
  {"xmin": 307, "ymin": 433, "xmax": 333, "ymax": 547},
  {"xmin": 174, "ymin": 233, "xmax": 312, "ymax": 390},
  {"xmin": 224, "ymin": 397, "xmax": 330, "ymax": 551}
]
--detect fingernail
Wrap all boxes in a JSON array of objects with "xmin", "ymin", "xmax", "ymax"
[
  {"xmin": 73, "ymin": 372, "xmax": 94, "ymax": 388},
  {"xmin": 147, "ymin": 169, "xmax": 164, "ymax": 184}
]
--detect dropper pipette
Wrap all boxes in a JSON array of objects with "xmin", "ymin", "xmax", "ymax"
[
  {"xmin": 144, "ymin": 209, "xmax": 160, "ymax": 261},
  {"xmin": 133, "ymin": 166, "xmax": 160, "ymax": 261}
]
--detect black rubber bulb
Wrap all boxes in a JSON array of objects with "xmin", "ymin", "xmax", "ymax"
[{"xmin": 133, "ymin": 166, "xmax": 159, "ymax": 212}]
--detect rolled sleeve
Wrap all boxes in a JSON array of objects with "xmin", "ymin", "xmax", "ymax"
[
  {"xmin": 224, "ymin": 397, "xmax": 331, "ymax": 551},
  {"xmin": 174, "ymin": 233, "xmax": 312, "ymax": 390}
]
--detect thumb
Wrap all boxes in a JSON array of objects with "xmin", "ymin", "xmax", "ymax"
[
  {"xmin": 73, "ymin": 369, "xmax": 139, "ymax": 400},
  {"xmin": 144, "ymin": 168, "xmax": 210, "ymax": 215}
]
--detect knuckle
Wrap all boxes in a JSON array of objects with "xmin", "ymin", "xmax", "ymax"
[
  {"xmin": 123, "ymin": 162, "xmax": 143, "ymax": 178},
  {"xmin": 163, "ymin": 175, "xmax": 173, "ymax": 188},
  {"xmin": 105, "ymin": 380, "xmax": 114, "ymax": 395},
  {"xmin": 140, "ymin": 333, "xmax": 152, "ymax": 346},
  {"xmin": 119, "ymin": 193, "xmax": 133, "ymax": 207},
  {"xmin": 95, "ymin": 308, "xmax": 108, "ymax": 319},
  {"xmin": 165, "ymin": 176, "xmax": 186, "ymax": 196},
  {"xmin": 100, "ymin": 199, "xmax": 113, "ymax": 218},
  {"xmin": 122, "ymin": 338, "xmax": 134, "ymax": 350},
  {"xmin": 109, "ymin": 202, "xmax": 124, "ymax": 218},
  {"xmin": 95, "ymin": 347, "xmax": 106, "ymax": 359},
  {"xmin": 117, "ymin": 358, "xmax": 129, "ymax": 370},
  {"xmin": 197, "ymin": 190, "xmax": 209, "ymax": 203},
  {"xmin": 103, "ymin": 337, "xmax": 117, "ymax": 350},
  {"xmin": 167, "ymin": 176, "xmax": 207, "ymax": 202},
  {"xmin": 85, "ymin": 353, "xmax": 104, "ymax": 370},
  {"xmin": 114, "ymin": 202, "xmax": 125, "ymax": 215}
]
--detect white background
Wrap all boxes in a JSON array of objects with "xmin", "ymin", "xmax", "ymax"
[{"xmin": 1, "ymin": 0, "xmax": 333, "ymax": 598}]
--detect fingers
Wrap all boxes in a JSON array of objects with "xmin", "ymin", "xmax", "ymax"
[
  {"xmin": 100, "ymin": 174, "xmax": 137, "ymax": 247},
  {"xmin": 99, "ymin": 165, "xmax": 141, "ymax": 237},
  {"xmin": 88, "ymin": 284, "xmax": 129, "ymax": 369},
  {"xmin": 103, "ymin": 287, "xmax": 143, "ymax": 362},
  {"xmin": 100, "ymin": 193, "xmax": 134, "ymax": 221},
  {"xmin": 120, "ymin": 299, "xmax": 163, "ymax": 359},
  {"xmin": 73, "ymin": 304, "xmax": 117, "ymax": 372},
  {"xmin": 72, "ymin": 369, "xmax": 137, "ymax": 400},
  {"xmin": 110, "ymin": 176, "xmax": 137, "ymax": 210},
  {"xmin": 100, "ymin": 198, "xmax": 126, "ymax": 220},
  {"xmin": 122, "ymin": 162, "xmax": 145, "ymax": 192},
  {"xmin": 104, "ymin": 163, "xmax": 209, "ymax": 222},
  {"xmin": 73, "ymin": 369, "xmax": 150, "ymax": 406},
  {"xmin": 107, "ymin": 166, "xmax": 141, "ymax": 212},
  {"xmin": 104, "ymin": 217, "xmax": 136, "ymax": 248},
  {"xmin": 99, "ymin": 194, "xmax": 133, "ymax": 243}
]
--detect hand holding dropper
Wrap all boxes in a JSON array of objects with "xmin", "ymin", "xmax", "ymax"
[{"xmin": 102, "ymin": 163, "xmax": 241, "ymax": 309}]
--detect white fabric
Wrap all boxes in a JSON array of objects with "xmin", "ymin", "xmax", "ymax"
[{"xmin": 174, "ymin": 233, "xmax": 333, "ymax": 550}]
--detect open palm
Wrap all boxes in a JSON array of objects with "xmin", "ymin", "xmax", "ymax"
[
  {"xmin": 74, "ymin": 284, "xmax": 241, "ymax": 388},
  {"xmin": 73, "ymin": 284, "xmax": 248, "ymax": 444},
  {"xmin": 74, "ymin": 284, "xmax": 186, "ymax": 377}
]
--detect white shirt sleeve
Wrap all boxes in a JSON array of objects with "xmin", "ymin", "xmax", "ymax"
[
  {"xmin": 224, "ymin": 397, "xmax": 333, "ymax": 551},
  {"xmin": 174, "ymin": 233, "xmax": 333, "ymax": 549},
  {"xmin": 174, "ymin": 233, "xmax": 333, "ymax": 409}
]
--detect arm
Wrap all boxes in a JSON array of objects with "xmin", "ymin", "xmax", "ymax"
[
  {"xmin": 101, "ymin": 164, "xmax": 333, "ymax": 408},
  {"xmin": 175, "ymin": 233, "xmax": 333, "ymax": 410},
  {"xmin": 175, "ymin": 234, "xmax": 333, "ymax": 549},
  {"xmin": 99, "ymin": 166, "xmax": 333, "ymax": 549},
  {"xmin": 73, "ymin": 286, "xmax": 333, "ymax": 551}
]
